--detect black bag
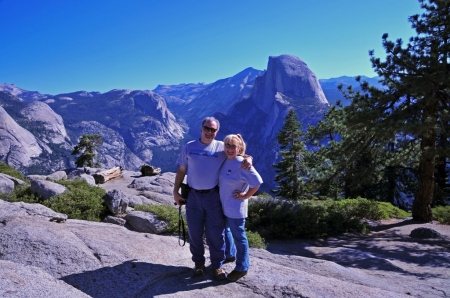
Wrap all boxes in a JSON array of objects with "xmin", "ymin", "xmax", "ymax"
[
  {"xmin": 180, "ymin": 182, "xmax": 190, "ymax": 200},
  {"xmin": 178, "ymin": 182, "xmax": 190, "ymax": 247}
]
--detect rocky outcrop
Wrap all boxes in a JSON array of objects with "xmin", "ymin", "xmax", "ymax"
[
  {"xmin": 217, "ymin": 55, "xmax": 330, "ymax": 191},
  {"xmin": 0, "ymin": 169, "xmax": 449, "ymax": 297},
  {"xmin": 0, "ymin": 174, "xmax": 15, "ymax": 194},
  {"xmin": 102, "ymin": 189, "xmax": 129, "ymax": 215},
  {"xmin": 20, "ymin": 101, "xmax": 70, "ymax": 145},
  {"xmin": 0, "ymin": 106, "xmax": 42, "ymax": 169},
  {"xmin": 30, "ymin": 179, "xmax": 67, "ymax": 200},
  {"xmin": 176, "ymin": 67, "xmax": 264, "ymax": 131},
  {"xmin": 1, "ymin": 198, "xmax": 448, "ymax": 297},
  {"xmin": 70, "ymin": 121, "xmax": 145, "ymax": 171},
  {"xmin": 49, "ymin": 89, "xmax": 186, "ymax": 161}
]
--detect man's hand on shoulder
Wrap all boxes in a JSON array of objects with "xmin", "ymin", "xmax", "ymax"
[{"xmin": 241, "ymin": 155, "xmax": 253, "ymax": 170}]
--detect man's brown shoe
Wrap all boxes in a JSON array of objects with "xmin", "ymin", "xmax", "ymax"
[
  {"xmin": 214, "ymin": 268, "xmax": 227, "ymax": 280},
  {"xmin": 194, "ymin": 263, "xmax": 205, "ymax": 275},
  {"xmin": 226, "ymin": 270, "xmax": 247, "ymax": 282}
]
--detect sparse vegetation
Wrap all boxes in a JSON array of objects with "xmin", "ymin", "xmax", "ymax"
[
  {"xmin": 42, "ymin": 179, "xmax": 108, "ymax": 221},
  {"xmin": 247, "ymin": 197, "xmax": 411, "ymax": 240},
  {"xmin": 432, "ymin": 206, "xmax": 450, "ymax": 225},
  {"xmin": 72, "ymin": 134, "xmax": 103, "ymax": 168},
  {"xmin": 134, "ymin": 204, "xmax": 180, "ymax": 234},
  {"xmin": 0, "ymin": 184, "xmax": 40, "ymax": 203},
  {"xmin": 246, "ymin": 229, "xmax": 266, "ymax": 249},
  {"xmin": 0, "ymin": 162, "xmax": 25, "ymax": 180}
]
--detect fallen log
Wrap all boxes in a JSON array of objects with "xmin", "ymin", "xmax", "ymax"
[{"xmin": 92, "ymin": 166, "xmax": 122, "ymax": 184}]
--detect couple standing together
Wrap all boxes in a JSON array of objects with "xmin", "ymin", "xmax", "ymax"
[{"xmin": 173, "ymin": 116, "xmax": 263, "ymax": 282}]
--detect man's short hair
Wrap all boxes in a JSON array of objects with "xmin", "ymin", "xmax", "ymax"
[{"xmin": 201, "ymin": 116, "xmax": 220, "ymax": 131}]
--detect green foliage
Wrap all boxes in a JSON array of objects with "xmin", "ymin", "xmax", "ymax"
[
  {"xmin": 247, "ymin": 197, "xmax": 410, "ymax": 240},
  {"xmin": 272, "ymin": 109, "xmax": 308, "ymax": 200},
  {"xmin": 300, "ymin": 1, "xmax": 450, "ymax": 222},
  {"xmin": 432, "ymin": 206, "xmax": 450, "ymax": 225},
  {"xmin": 0, "ymin": 184, "xmax": 40, "ymax": 203},
  {"xmin": 246, "ymin": 229, "xmax": 266, "ymax": 249},
  {"xmin": 43, "ymin": 179, "xmax": 108, "ymax": 221},
  {"xmin": 376, "ymin": 201, "xmax": 411, "ymax": 219},
  {"xmin": 134, "ymin": 204, "xmax": 180, "ymax": 234},
  {"xmin": 0, "ymin": 162, "xmax": 25, "ymax": 180},
  {"xmin": 72, "ymin": 134, "xmax": 103, "ymax": 168}
]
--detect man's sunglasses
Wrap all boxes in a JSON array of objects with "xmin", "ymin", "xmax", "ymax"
[{"xmin": 203, "ymin": 126, "xmax": 217, "ymax": 133}]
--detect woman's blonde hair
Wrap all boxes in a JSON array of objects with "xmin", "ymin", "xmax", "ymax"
[{"xmin": 223, "ymin": 134, "xmax": 246, "ymax": 156}]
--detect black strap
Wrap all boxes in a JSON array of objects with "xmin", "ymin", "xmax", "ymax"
[{"xmin": 178, "ymin": 206, "xmax": 186, "ymax": 246}]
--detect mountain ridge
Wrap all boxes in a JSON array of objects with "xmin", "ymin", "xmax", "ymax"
[{"xmin": 0, "ymin": 54, "xmax": 379, "ymax": 190}]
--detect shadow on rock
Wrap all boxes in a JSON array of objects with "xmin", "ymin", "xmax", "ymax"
[
  {"xmin": 62, "ymin": 260, "xmax": 229, "ymax": 298},
  {"xmin": 266, "ymin": 228, "xmax": 450, "ymax": 278}
]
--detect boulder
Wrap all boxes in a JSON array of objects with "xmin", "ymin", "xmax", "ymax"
[
  {"xmin": 47, "ymin": 170, "xmax": 67, "ymax": 181},
  {"xmin": 128, "ymin": 195, "xmax": 155, "ymax": 207},
  {"xmin": 0, "ymin": 173, "xmax": 26, "ymax": 186},
  {"xmin": 0, "ymin": 175, "xmax": 14, "ymax": 194},
  {"xmin": 0, "ymin": 200, "xmax": 67, "ymax": 222},
  {"xmin": 410, "ymin": 227, "xmax": 444, "ymax": 239},
  {"xmin": 124, "ymin": 211, "xmax": 168, "ymax": 234},
  {"xmin": 102, "ymin": 215, "xmax": 126, "ymax": 226},
  {"xmin": 102, "ymin": 189, "xmax": 128, "ymax": 215},
  {"xmin": 30, "ymin": 179, "xmax": 67, "ymax": 200}
]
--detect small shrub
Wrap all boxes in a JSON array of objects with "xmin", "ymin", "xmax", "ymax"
[
  {"xmin": 246, "ymin": 229, "xmax": 266, "ymax": 249},
  {"xmin": 377, "ymin": 202, "xmax": 410, "ymax": 219},
  {"xmin": 43, "ymin": 179, "xmax": 108, "ymax": 221},
  {"xmin": 432, "ymin": 206, "xmax": 450, "ymax": 225},
  {"xmin": 0, "ymin": 184, "xmax": 40, "ymax": 203},
  {"xmin": 0, "ymin": 162, "xmax": 25, "ymax": 180},
  {"xmin": 247, "ymin": 197, "xmax": 412, "ymax": 240},
  {"xmin": 134, "ymin": 204, "xmax": 180, "ymax": 234}
]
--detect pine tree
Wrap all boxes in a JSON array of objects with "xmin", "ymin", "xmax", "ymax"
[
  {"xmin": 71, "ymin": 134, "xmax": 103, "ymax": 168},
  {"xmin": 304, "ymin": 102, "xmax": 394, "ymax": 201},
  {"xmin": 272, "ymin": 109, "xmax": 307, "ymax": 200},
  {"xmin": 337, "ymin": 0, "xmax": 450, "ymax": 221}
]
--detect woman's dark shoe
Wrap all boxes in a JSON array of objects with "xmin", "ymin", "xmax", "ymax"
[
  {"xmin": 224, "ymin": 256, "xmax": 236, "ymax": 264},
  {"xmin": 226, "ymin": 270, "xmax": 247, "ymax": 282}
]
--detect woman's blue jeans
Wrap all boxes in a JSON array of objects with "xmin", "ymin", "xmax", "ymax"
[{"xmin": 225, "ymin": 217, "xmax": 249, "ymax": 272}]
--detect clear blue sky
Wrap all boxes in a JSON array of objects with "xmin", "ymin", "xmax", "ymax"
[{"xmin": 0, "ymin": 0, "xmax": 423, "ymax": 95}]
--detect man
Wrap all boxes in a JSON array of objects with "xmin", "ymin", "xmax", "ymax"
[{"xmin": 173, "ymin": 116, "xmax": 251, "ymax": 280}]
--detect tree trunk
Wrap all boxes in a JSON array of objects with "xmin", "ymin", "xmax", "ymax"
[
  {"xmin": 92, "ymin": 166, "xmax": 123, "ymax": 184},
  {"xmin": 412, "ymin": 103, "xmax": 437, "ymax": 222}
]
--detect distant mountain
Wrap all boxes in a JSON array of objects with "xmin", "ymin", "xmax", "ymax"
[
  {"xmin": 0, "ymin": 55, "xmax": 379, "ymax": 190},
  {"xmin": 154, "ymin": 67, "xmax": 264, "ymax": 134},
  {"xmin": 0, "ymin": 83, "xmax": 51, "ymax": 102},
  {"xmin": 214, "ymin": 55, "xmax": 330, "ymax": 191},
  {"xmin": 319, "ymin": 76, "xmax": 383, "ymax": 106}
]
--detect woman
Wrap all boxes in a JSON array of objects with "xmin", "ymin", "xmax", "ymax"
[{"xmin": 219, "ymin": 134, "xmax": 263, "ymax": 282}]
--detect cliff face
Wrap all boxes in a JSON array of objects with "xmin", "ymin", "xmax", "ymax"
[
  {"xmin": 0, "ymin": 88, "xmax": 186, "ymax": 174},
  {"xmin": 0, "ymin": 106, "xmax": 42, "ymax": 169},
  {"xmin": 216, "ymin": 55, "xmax": 330, "ymax": 190}
]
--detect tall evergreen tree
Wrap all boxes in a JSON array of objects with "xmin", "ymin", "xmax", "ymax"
[
  {"xmin": 72, "ymin": 134, "xmax": 103, "ymax": 168},
  {"xmin": 304, "ymin": 102, "xmax": 395, "ymax": 201},
  {"xmin": 338, "ymin": 0, "xmax": 450, "ymax": 221},
  {"xmin": 272, "ymin": 109, "xmax": 307, "ymax": 200}
]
